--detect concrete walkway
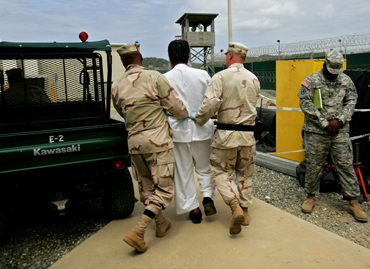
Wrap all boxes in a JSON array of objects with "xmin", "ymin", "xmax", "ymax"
[{"xmin": 51, "ymin": 180, "xmax": 370, "ymax": 269}]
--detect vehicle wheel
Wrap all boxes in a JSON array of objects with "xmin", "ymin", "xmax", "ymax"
[{"xmin": 104, "ymin": 168, "xmax": 135, "ymax": 219}]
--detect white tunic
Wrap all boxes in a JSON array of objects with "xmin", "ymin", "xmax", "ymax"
[{"xmin": 165, "ymin": 64, "xmax": 214, "ymax": 142}]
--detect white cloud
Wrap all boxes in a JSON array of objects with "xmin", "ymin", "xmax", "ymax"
[
  {"xmin": 234, "ymin": 18, "xmax": 280, "ymax": 31},
  {"xmin": 262, "ymin": 0, "xmax": 298, "ymax": 15},
  {"xmin": 318, "ymin": 4, "xmax": 335, "ymax": 18}
]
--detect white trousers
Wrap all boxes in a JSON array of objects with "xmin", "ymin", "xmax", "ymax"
[{"xmin": 173, "ymin": 140, "xmax": 215, "ymax": 214}]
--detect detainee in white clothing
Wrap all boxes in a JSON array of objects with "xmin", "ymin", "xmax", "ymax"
[{"xmin": 165, "ymin": 40, "xmax": 216, "ymax": 221}]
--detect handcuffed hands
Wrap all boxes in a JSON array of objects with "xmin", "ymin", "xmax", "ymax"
[{"xmin": 190, "ymin": 112, "xmax": 197, "ymax": 121}]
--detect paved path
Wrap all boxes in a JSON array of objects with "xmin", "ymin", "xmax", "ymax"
[{"xmin": 51, "ymin": 178, "xmax": 370, "ymax": 269}]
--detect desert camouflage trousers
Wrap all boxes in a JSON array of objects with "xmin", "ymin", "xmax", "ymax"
[
  {"xmin": 209, "ymin": 145, "xmax": 256, "ymax": 208},
  {"xmin": 130, "ymin": 149, "xmax": 175, "ymax": 214},
  {"xmin": 303, "ymin": 131, "xmax": 360, "ymax": 197}
]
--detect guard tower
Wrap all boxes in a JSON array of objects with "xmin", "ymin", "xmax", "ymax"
[{"xmin": 176, "ymin": 13, "xmax": 218, "ymax": 76}]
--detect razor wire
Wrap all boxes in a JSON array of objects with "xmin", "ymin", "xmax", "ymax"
[
  {"xmin": 253, "ymin": 71, "xmax": 276, "ymax": 83},
  {"xmin": 245, "ymin": 33, "xmax": 370, "ymax": 63}
]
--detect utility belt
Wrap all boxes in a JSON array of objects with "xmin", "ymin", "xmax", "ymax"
[
  {"xmin": 216, "ymin": 122, "xmax": 262, "ymax": 140},
  {"xmin": 216, "ymin": 123, "xmax": 256, "ymax": 131}
]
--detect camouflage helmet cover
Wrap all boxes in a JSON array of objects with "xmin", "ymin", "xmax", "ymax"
[{"xmin": 325, "ymin": 50, "xmax": 344, "ymax": 75}]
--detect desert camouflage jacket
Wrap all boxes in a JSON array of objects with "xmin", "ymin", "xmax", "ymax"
[
  {"xmin": 196, "ymin": 63, "xmax": 260, "ymax": 149},
  {"xmin": 298, "ymin": 69, "xmax": 357, "ymax": 134},
  {"xmin": 112, "ymin": 65, "xmax": 188, "ymax": 154}
]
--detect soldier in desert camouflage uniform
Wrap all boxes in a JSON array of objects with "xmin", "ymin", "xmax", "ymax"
[
  {"xmin": 298, "ymin": 50, "xmax": 368, "ymax": 222},
  {"xmin": 192, "ymin": 42, "xmax": 260, "ymax": 234},
  {"xmin": 112, "ymin": 43, "xmax": 188, "ymax": 252}
]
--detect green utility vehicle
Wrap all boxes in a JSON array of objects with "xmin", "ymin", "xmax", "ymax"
[{"xmin": 0, "ymin": 39, "xmax": 135, "ymax": 242}]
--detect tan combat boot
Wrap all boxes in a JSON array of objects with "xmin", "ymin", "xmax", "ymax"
[
  {"xmin": 229, "ymin": 198, "xmax": 245, "ymax": 235},
  {"xmin": 348, "ymin": 197, "xmax": 368, "ymax": 222},
  {"xmin": 124, "ymin": 214, "xmax": 153, "ymax": 252},
  {"xmin": 154, "ymin": 210, "xmax": 171, "ymax": 237},
  {"xmin": 241, "ymin": 207, "xmax": 249, "ymax": 226},
  {"xmin": 301, "ymin": 193, "xmax": 315, "ymax": 213}
]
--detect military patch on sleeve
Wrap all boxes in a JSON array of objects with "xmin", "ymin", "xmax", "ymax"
[
  {"xmin": 302, "ymin": 80, "xmax": 310, "ymax": 88},
  {"xmin": 298, "ymin": 80, "xmax": 310, "ymax": 98},
  {"xmin": 300, "ymin": 87, "xmax": 307, "ymax": 95},
  {"xmin": 298, "ymin": 86, "xmax": 309, "ymax": 98}
]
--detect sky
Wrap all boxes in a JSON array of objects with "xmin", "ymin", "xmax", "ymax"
[{"xmin": 1, "ymin": 0, "xmax": 370, "ymax": 59}]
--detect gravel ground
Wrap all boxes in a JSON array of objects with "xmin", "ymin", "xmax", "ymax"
[
  {"xmin": 0, "ymin": 198, "xmax": 110, "ymax": 269},
  {"xmin": 0, "ymin": 165, "xmax": 369, "ymax": 269}
]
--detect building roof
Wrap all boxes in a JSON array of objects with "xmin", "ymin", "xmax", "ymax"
[{"xmin": 176, "ymin": 13, "xmax": 218, "ymax": 28}]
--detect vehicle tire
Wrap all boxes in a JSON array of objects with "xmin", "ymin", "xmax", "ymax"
[{"xmin": 104, "ymin": 168, "xmax": 135, "ymax": 219}]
